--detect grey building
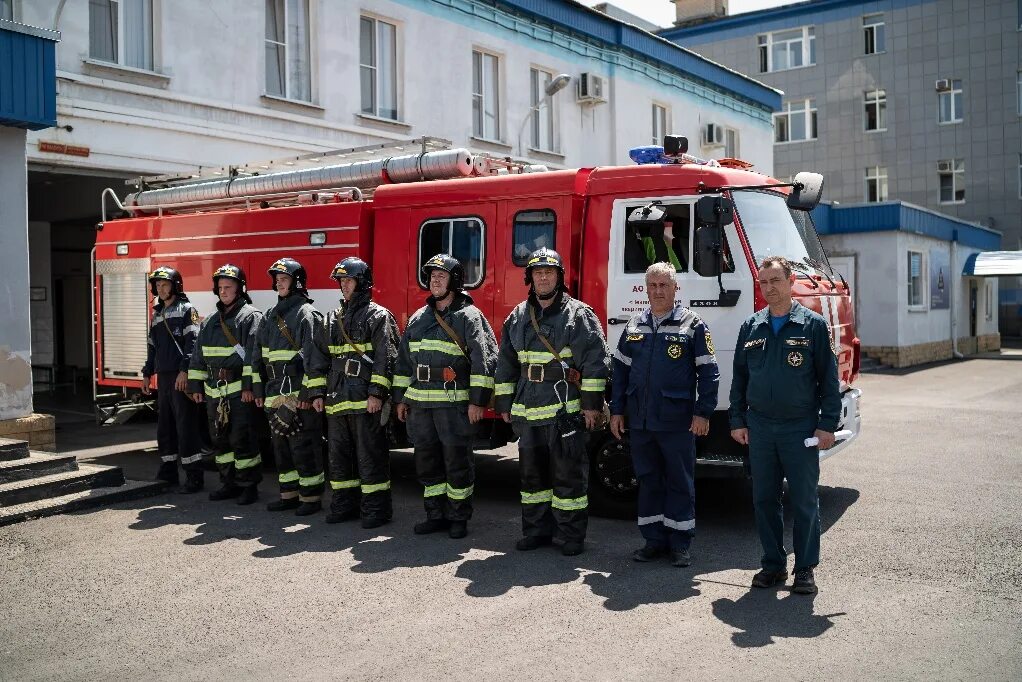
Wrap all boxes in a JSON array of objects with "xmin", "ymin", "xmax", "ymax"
[{"xmin": 662, "ymin": 0, "xmax": 1022, "ymax": 334}]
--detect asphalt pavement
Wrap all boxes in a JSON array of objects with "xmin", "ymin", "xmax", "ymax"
[{"xmin": 2, "ymin": 355, "xmax": 1021, "ymax": 680}]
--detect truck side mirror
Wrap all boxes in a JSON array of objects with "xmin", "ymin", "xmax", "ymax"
[
  {"xmin": 627, "ymin": 202, "xmax": 665, "ymax": 238},
  {"xmin": 787, "ymin": 171, "xmax": 824, "ymax": 211},
  {"xmin": 695, "ymin": 195, "xmax": 734, "ymax": 226},
  {"xmin": 694, "ymin": 224, "xmax": 722, "ymax": 278},
  {"xmin": 694, "ymin": 195, "xmax": 741, "ymax": 307}
]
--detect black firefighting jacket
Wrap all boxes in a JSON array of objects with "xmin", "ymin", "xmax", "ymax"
[
  {"xmin": 245, "ymin": 293, "xmax": 322, "ymax": 402},
  {"xmin": 142, "ymin": 296, "xmax": 199, "ymax": 377},
  {"xmin": 187, "ymin": 300, "xmax": 263, "ymax": 399}
]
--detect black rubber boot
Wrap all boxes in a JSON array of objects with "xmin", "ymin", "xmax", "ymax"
[
  {"xmin": 325, "ymin": 509, "xmax": 360, "ymax": 524},
  {"xmin": 209, "ymin": 484, "xmax": 241, "ymax": 501},
  {"xmin": 155, "ymin": 461, "xmax": 179, "ymax": 486},
  {"xmin": 515, "ymin": 536, "xmax": 553, "ymax": 551},
  {"xmin": 448, "ymin": 521, "xmax": 468, "ymax": 539},
  {"xmin": 295, "ymin": 500, "xmax": 322, "ymax": 516},
  {"xmin": 176, "ymin": 471, "xmax": 204, "ymax": 494},
  {"xmin": 267, "ymin": 497, "xmax": 300, "ymax": 512},
  {"xmin": 235, "ymin": 486, "xmax": 259, "ymax": 506},
  {"xmin": 413, "ymin": 518, "xmax": 450, "ymax": 535}
]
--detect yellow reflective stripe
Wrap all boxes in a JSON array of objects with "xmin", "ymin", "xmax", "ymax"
[
  {"xmin": 370, "ymin": 374, "xmax": 391, "ymax": 388},
  {"xmin": 580, "ymin": 378, "xmax": 606, "ymax": 392},
  {"xmin": 204, "ymin": 380, "xmax": 243, "ymax": 397},
  {"xmin": 517, "ymin": 348, "xmax": 573, "ymax": 363},
  {"xmin": 409, "ymin": 339, "xmax": 464, "ymax": 356},
  {"xmin": 324, "ymin": 400, "xmax": 369, "ymax": 414},
  {"xmin": 279, "ymin": 470, "xmax": 299, "ymax": 484},
  {"xmin": 215, "ymin": 451, "xmax": 235, "ymax": 465},
  {"xmin": 235, "ymin": 455, "xmax": 262, "ymax": 470},
  {"xmin": 405, "ymin": 387, "xmax": 470, "ymax": 402},
  {"xmin": 362, "ymin": 481, "xmax": 391, "ymax": 494},
  {"xmin": 521, "ymin": 489, "xmax": 553, "ymax": 504},
  {"xmin": 328, "ymin": 343, "xmax": 374, "ymax": 355},
  {"xmin": 188, "ymin": 369, "xmax": 209, "ymax": 380},
  {"xmin": 299, "ymin": 472, "xmax": 325, "ymax": 487},
  {"xmin": 511, "ymin": 399, "xmax": 581, "ymax": 420},
  {"xmin": 446, "ymin": 484, "xmax": 474, "ymax": 500},
  {"xmin": 201, "ymin": 346, "xmax": 234, "ymax": 357},
  {"xmin": 470, "ymin": 375, "xmax": 494, "ymax": 389},
  {"xmin": 495, "ymin": 382, "xmax": 515, "ymax": 396},
  {"xmin": 393, "ymin": 375, "xmax": 412, "ymax": 388},
  {"xmin": 267, "ymin": 349, "xmax": 298, "ymax": 362},
  {"xmin": 242, "ymin": 366, "xmax": 253, "ymax": 376},
  {"xmin": 552, "ymin": 495, "xmax": 588, "ymax": 511},
  {"xmin": 423, "ymin": 483, "xmax": 447, "ymax": 497},
  {"xmin": 330, "ymin": 479, "xmax": 360, "ymax": 490},
  {"xmin": 302, "ymin": 376, "xmax": 327, "ymax": 388}
]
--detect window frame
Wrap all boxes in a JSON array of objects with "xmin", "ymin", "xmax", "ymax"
[
  {"xmin": 863, "ymin": 89, "xmax": 887, "ymax": 132},
  {"xmin": 0, "ymin": 0, "xmax": 16, "ymax": 21},
  {"xmin": 985, "ymin": 280, "xmax": 995, "ymax": 322},
  {"xmin": 359, "ymin": 14, "xmax": 400, "ymax": 121},
  {"xmin": 936, "ymin": 79, "xmax": 963, "ymax": 125},
  {"xmin": 417, "ymin": 216, "xmax": 487, "ymax": 290},
  {"xmin": 264, "ymin": 0, "xmax": 314, "ymax": 103},
  {"xmin": 472, "ymin": 48, "xmax": 503, "ymax": 142},
  {"xmin": 651, "ymin": 102, "xmax": 670, "ymax": 146},
  {"xmin": 863, "ymin": 13, "xmax": 885, "ymax": 55},
  {"xmin": 907, "ymin": 250, "xmax": 925, "ymax": 310},
  {"xmin": 773, "ymin": 98, "xmax": 817, "ymax": 143},
  {"xmin": 529, "ymin": 67, "xmax": 559, "ymax": 154},
  {"xmin": 864, "ymin": 166, "xmax": 888, "ymax": 203},
  {"xmin": 724, "ymin": 127, "xmax": 740, "ymax": 158},
  {"xmin": 89, "ymin": 0, "xmax": 155, "ymax": 71},
  {"xmin": 757, "ymin": 26, "xmax": 816, "ymax": 73},
  {"xmin": 512, "ymin": 209, "xmax": 557, "ymax": 267},
  {"xmin": 938, "ymin": 159, "xmax": 966, "ymax": 205},
  {"xmin": 1017, "ymin": 71, "xmax": 1021, "ymax": 117}
]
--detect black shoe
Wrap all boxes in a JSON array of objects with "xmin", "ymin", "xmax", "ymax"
[
  {"xmin": 176, "ymin": 478, "xmax": 204, "ymax": 494},
  {"xmin": 235, "ymin": 486, "xmax": 259, "ymax": 506},
  {"xmin": 561, "ymin": 541, "xmax": 585, "ymax": 556},
  {"xmin": 792, "ymin": 568, "xmax": 818, "ymax": 594},
  {"xmin": 325, "ymin": 509, "xmax": 360, "ymax": 524},
  {"xmin": 515, "ymin": 536, "xmax": 553, "ymax": 551},
  {"xmin": 632, "ymin": 544, "xmax": 667, "ymax": 562},
  {"xmin": 751, "ymin": 569, "xmax": 789, "ymax": 588},
  {"xmin": 155, "ymin": 462, "xmax": 179, "ymax": 485},
  {"xmin": 267, "ymin": 498, "xmax": 300, "ymax": 512},
  {"xmin": 670, "ymin": 549, "xmax": 692, "ymax": 567},
  {"xmin": 209, "ymin": 485, "xmax": 241, "ymax": 501},
  {"xmin": 413, "ymin": 518, "xmax": 450, "ymax": 535},
  {"xmin": 295, "ymin": 500, "xmax": 322, "ymax": 516},
  {"xmin": 361, "ymin": 517, "xmax": 390, "ymax": 529},
  {"xmin": 448, "ymin": 521, "xmax": 468, "ymax": 539}
]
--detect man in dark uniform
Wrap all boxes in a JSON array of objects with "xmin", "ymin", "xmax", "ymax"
[
  {"xmin": 188, "ymin": 264, "xmax": 264, "ymax": 505},
  {"xmin": 304, "ymin": 257, "xmax": 400, "ymax": 528},
  {"xmin": 393, "ymin": 254, "xmax": 497, "ymax": 540},
  {"xmin": 494, "ymin": 248, "xmax": 610, "ymax": 557},
  {"xmin": 246, "ymin": 258, "xmax": 325, "ymax": 516},
  {"xmin": 730, "ymin": 255, "xmax": 841, "ymax": 594},
  {"xmin": 610, "ymin": 261, "xmax": 719, "ymax": 567},
  {"xmin": 142, "ymin": 266, "xmax": 204, "ymax": 493}
]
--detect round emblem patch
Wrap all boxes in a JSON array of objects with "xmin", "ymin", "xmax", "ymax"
[
  {"xmin": 667, "ymin": 344, "xmax": 683, "ymax": 359},
  {"xmin": 787, "ymin": 351, "xmax": 804, "ymax": 367}
]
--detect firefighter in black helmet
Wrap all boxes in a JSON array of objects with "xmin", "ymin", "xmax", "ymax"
[
  {"xmin": 142, "ymin": 266, "xmax": 206, "ymax": 493},
  {"xmin": 187, "ymin": 264, "xmax": 265, "ymax": 505},
  {"xmin": 245, "ymin": 257, "xmax": 326, "ymax": 515},
  {"xmin": 304, "ymin": 257, "xmax": 400, "ymax": 527},
  {"xmin": 494, "ymin": 247, "xmax": 610, "ymax": 556},
  {"xmin": 392, "ymin": 253, "xmax": 497, "ymax": 539}
]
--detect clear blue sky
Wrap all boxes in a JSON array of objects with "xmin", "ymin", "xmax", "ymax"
[{"xmin": 578, "ymin": 0, "xmax": 796, "ymax": 27}]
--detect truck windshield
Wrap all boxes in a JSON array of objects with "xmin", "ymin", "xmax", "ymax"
[{"xmin": 731, "ymin": 190, "xmax": 830, "ymax": 271}]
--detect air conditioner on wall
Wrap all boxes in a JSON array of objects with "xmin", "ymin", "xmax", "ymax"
[
  {"xmin": 703, "ymin": 123, "xmax": 725, "ymax": 147},
  {"xmin": 937, "ymin": 160, "xmax": 952, "ymax": 172},
  {"xmin": 935, "ymin": 79, "xmax": 951, "ymax": 91},
  {"xmin": 576, "ymin": 72, "xmax": 607, "ymax": 104}
]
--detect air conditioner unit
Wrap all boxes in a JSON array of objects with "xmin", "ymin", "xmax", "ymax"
[
  {"xmin": 576, "ymin": 72, "xmax": 607, "ymax": 104},
  {"xmin": 937, "ymin": 160, "xmax": 952, "ymax": 172},
  {"xmin": 703, "ymin": 123, "xmax": 725, "ymax": 147},
  {"xmin": 935, "ymin": 79, "xmax": 951, "ymax": 92}
]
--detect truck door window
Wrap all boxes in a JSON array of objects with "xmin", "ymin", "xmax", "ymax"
[
  {"xmin": 512, "ymin": 209, "xmax": 556, "ymax": 266},
  {"xmin": 622, "ymin": 204, "xmax": 690, "ymax": 274},
  {"xmin": 418, "ymin": 217, "xmax": 485, "ymax": 288}
]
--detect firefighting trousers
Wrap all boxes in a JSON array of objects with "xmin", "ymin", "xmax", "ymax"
[
  {"xmin": 406, "ymin": 406, "xmax": 474, "ymax": 521},
  {"xmin": 747, "ymin": 411, "xmax": 821, "ymax": 572},
  {"xmin": 156, "ymin": 370, "xmax": 203, "ymax": 472},
  {"xmin": 205, "ymin": 394, "xmax": 262, "ymax": 488},
  {"xmin": 629, "ymin": 428, "xmax": 696, "ymax": 551},
  {"xmin": 515, "ymin": 422, "xmax": 589, "ymax": 543},
  {"xmin": 268, "ymin": 406, "xmax": 325, "ymax": 502},
  {"xmin": 327, "ymin": 412, "xmax": 392, "ymax": 521}
]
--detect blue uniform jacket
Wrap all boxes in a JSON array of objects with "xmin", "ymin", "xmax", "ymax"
[
  {"xmin": 142, "ymin": 296, "xmax": 199, "ymax": 377},
  {"xmin": 610, "ymin": 304, "xmax": 719, "ymax": 431}
]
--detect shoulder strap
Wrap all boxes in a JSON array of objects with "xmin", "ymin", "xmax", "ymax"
[
  {"xmin": 433, "ymin": 308, "xmax": 468, "ymax": 357},
  {"xmin": 161, "ymin": 307, "xmax": 184, "ymax": 356},
  {"xmin": 529, "ymin": 303, "xmax": 580, "ymax": 385},
  {"xmin": 337, "ymin": 309, "xmax": 373, "ymax": 363},
  {"xmin": 275, "ymin": 315, "xmax": 300, "ymax": 351},
  {"xmin": 219, "ymin": 312, "xmax": 239, "ymax": 347}
]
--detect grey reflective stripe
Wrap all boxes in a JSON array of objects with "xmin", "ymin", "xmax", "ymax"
[
  {"xmin": 695, "ymin": 355, "xmax": 716, "ymax": 366},
  {"xmin": 180, "ymin": 453, "xmax": 203, "ymax": 465},
  {"xmin": 613, "ymin": 349, "xmax": 632, "ymax": 366},
  {"xmin": 637, "ymin": 514, "xmax": 664, "ymax": 526},
  {"xmin": 160, "ymin": 454, "xmax": 177, "ymax": 463},
  {"xmin": 663, "ymin": 517, "xmax": 696, "ymax": 531}
]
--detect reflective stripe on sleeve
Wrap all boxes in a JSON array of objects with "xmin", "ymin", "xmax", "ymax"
[
  {"xmin": 393, "ymin": 375, "xmax": 412, "ymax": 388},
  {"xmin": 188, "ymin": 369, "xmax": 209, "ymax": 380},
  {"xmin": 494, "ymin": 382, "xmax": 515, "ymax": 396},
  {"xmin": 201, "ymin": 346, "xmax": 235, "ymax": 357},
  {"xmin": 370, "ymin": 374, "xmax": 391, "ymax": 388},
  {"xmin": 302, "ymin": 376, "xmax": 327, "ymax": 388},
  {"xmin": 580, "ymin": 378, "xmax": 606, "ymax": 392},
  {"xmin": 469, "ymin": 375, "xmax": 494, "ymax": 389}
]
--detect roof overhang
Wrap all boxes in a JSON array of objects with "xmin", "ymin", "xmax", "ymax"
[{"xmin": 962, "ymin": 251, "xmax": 1022, "ymax": 276}]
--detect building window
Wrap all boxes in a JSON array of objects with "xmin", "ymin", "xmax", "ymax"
[
  {"xmin": 472, "ymin": 50, "xmax": 501, "ymax": 141},
  {"xmin": 512, "ymin": 210, "xmax": 556, "ymax": 266},
  {"xmin": 938, "ymin": 159, "xmax": 965, "ymax": 204},
  {"xmin": 1017, "ymin": 71, "xmax": 1021, "ymax": 116},
  {"xmin": 1018, "ymin": 154, "xmax": 1021, "ymax": 199},
  {"xmin": 773, "ymin": 99, "xmax": 817, "ymax": 143},
  {"xmin": 89, "ymin": 0, "xmax": 154, "ymax": 71},
  {"xmin": 985, "ymin": 280, "xmax": 994, "ymax": 321},
  {"xmin": 418, "ymin": 217, "xmax": 485, "ymax": 288},
  {"xmin": 863, "ymin": 14, "xmax": 885, "ymax": 54},
  {"xmin": 359, "ymin": 17, "xmax": 398, "ymax": 120},
  {"xmin": 757, "ymin": 26, "xmax": 815, "ymax": 73},
  {"xmin": 265, "ymin": 0, "xmax": 311, "ymax": 102},
  {"xmin": 725, "ymin": 127, "xmax": 739, "ymax": 158},
  {"xmin": 865, "ymin": 166, "xmax": 888, "ymax": 202},
  {"xmin": 651, "ymin": 103, "xmax": 669, "ymax": 145},
  {"xmin": 530, "ymin": 68, "xmax": 558, "ymax": 153},
  {"xmin": 937, "ymin": 79, "xmax": 963, "ymax": 124},
  {"xmin": 864, "ymin": 89, "xmax": 887, "ymax": 132},
  {"xmin": 907, "ymin": 251, "xmax": 924, "ymax": 308}
]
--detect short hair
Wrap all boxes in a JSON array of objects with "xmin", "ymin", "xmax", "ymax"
[
  {"xmin": 759, "ymin": 256, "xmax": 792, "ymax": 278},
  {"xmin": 645, "ymin": 261, "xmax": 678, "ymax": 282}
]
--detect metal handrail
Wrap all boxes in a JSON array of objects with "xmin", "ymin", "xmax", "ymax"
[{"xmin": 102, "ymin": 186, "xmax": 363, "ymax": 222}]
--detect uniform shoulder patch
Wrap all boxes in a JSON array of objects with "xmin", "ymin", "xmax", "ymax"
[
  {"xmin": 704, "ymin": 330, "xmax": 715, "ymax": 356},
  {"xmin": 190, "ymin": 308, "xmax": 200, "ymax": 325}
]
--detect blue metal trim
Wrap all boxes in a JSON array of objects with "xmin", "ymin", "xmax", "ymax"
[
  {"xmin": 0, "ymin": 24, "xmax": 58, "ymax": 130},
  {"xmin": 813, "ymin": 202, "xmax": 1001, "ymax": 251}
]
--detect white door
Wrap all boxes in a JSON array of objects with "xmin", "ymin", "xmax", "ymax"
[{"xmin": 828, "ymin": 255, "xmax": 856, "ymax": 305}]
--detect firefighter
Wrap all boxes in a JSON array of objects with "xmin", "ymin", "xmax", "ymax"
[
  {"xmin": 393, "ymin": 254, "xmax": 497, "ymax": 540},
  {"xmin": 609, "ymin": 262, "xmax": 719, "ymax": 567},
  {"xmin": 494, "ymin": 248, "xmax": 610, "ymax": 556},
  {"xmin": 245, "ymin": 258, "xmax": 326, "ymax": 516},
  {"xmin": 187, "ymin": 264, "xmax": 264, "ymax": 505},
  {"xmin": 304, "ymin": 257, "xmax": 399, "ymax": 528},
  {"xmin": 142, "ymin": 266, "xmax": 205, "ymax": 493}
]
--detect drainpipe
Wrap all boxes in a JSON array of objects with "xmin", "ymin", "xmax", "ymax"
[{"xmin": 950, "ymin": 233, "xmax": 964, "ymax": 359}]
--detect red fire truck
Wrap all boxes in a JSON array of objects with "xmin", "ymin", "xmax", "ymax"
[{"xmin": 93, "ymin": 136, "xmax": 861, "ymax": 514}]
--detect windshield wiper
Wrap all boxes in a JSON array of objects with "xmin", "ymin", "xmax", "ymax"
[
  {"xmin": 790, "ymin": 260, "xmax": 819, "ymax": 289},
  {"xmin": 803, "ymin": 256, "xmax": 836, "ymax": 289}
]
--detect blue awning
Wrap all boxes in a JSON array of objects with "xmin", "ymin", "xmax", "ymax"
[{"xmin": 962, "ymin": 251, "xmax": 1022, "ymax": 276}]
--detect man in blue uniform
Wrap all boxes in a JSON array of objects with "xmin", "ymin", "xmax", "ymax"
[
  {"xmin": 730, "ymin": 256, "xmax": 841, "ymax": 595},
  {"xmin": 610, "ymin": 261, "xmax": 719, "ymax": 567}
]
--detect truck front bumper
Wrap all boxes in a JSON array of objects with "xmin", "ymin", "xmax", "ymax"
[{"xmin": 819, "ymin": 387, "xmax": 862, "ymax": 462}]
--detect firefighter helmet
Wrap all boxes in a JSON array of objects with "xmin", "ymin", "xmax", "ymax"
[
  {"xmin": 331, "ymin": 257, "xmax": 373, "ymax": 291},
  {"xmin": 212, "ymin": 263, "xmax": 252, "ymax": 304},
  {"xmin": 421, "ymin": 253, "xmax": 465, "ymax": 293},
  {"xmin": 523, "ymin": 247, "xmax": 565, "ymax": 286},
  {"xmin": 267, "ymin": 257, "xmax": 308, "ymax": 295},
  {"xmin": 148, "ymin": 266, "xmax": 185, "ymax": 298}
]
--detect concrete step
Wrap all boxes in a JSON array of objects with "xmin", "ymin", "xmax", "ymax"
[
  {"xmin": 0, "ymin": 452, "xmax": 78, "ymax": 484},
  {"xmin": 0, "ymin": 438, "xmax": 30, "ymax": 462},
  {"xmin": 0, "ymin": 479, "xmax": 169, "ymax": 527},
  {"xmin": 858, "ymin": 356, "xmax": 892, "ymax": 373},
  {"xmin": 0, "ymin": 463, "xmax": 125, "ymax": 508}
]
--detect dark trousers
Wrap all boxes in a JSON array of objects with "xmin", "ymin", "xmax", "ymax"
[
  {"xmin": 630, "ymin": 428, "xmax": 696, "ymax": 551},
  {"xmin": 515, "ymin": 422, "xmax": 589, "ymax": 543},
  {"xmin": 156, "ymin": 370, "xmax": 203, "ymax": 472},
  {"xmin": 269, "ymin": 406, "xmax": 325, "ymax": 502},
  {"xmin": 406, "ymin": 406, "xmax": 474, "ymax": 521},
  {"xmin": 205, "ymin": 394, "xmax": 262, "ymax": 488},
  {"xmin": 747, "ymin": 411, "xmax": 821, "ymax": 572},
  {"xmin": 327, "ymin": 411, "xmax": 392, "ymax": 521}
]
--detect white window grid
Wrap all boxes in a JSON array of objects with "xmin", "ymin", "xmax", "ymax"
[
  {"xmin": 360, "ymin": 16, "xmax": 398, "ymax": 120},
  {"xmin": 773, "ymin": 99, "xmax": 817, "ymax": 143},
  {"xmin": 651, "ymin": 103, "xmax": 669, "ymax": 146},
  {"xmin": 938, "ymin": 159, "xmax": 965, "ymax": 204},
  {"xmin": 863, "ymin": 14, "xmax": 885, "ymax": 55},
  {"xmin": 937, "ymin": 79, "xmax": 963, "ymax": 124},
  {"xmin": 865, "ymin": 166, "xmax": 888, "ymax": 202},
  {"xmin": 864, "ymin": 89, "xmax": 887, "ymax": 132},
  {"xmin": 907, "ymin": 250, "xmax": 925, "ymax": 309},
  {"xmin": 472, "ymin": 49, "xmax": 502, "ymax": 141},
  {"xmin": 725, "ymin": 127, "xmax": 739, "ymax": 158},
  {"xmin": 88, "ymin": 0, "xmax": 154, "ymax": 71},
  {"xmin": 530, "ymin": 67, "xmax": 558, "ymax": 153},
  {"xmin": 757, "ymin": 26, "xmax": 815, "ymax": 73}
]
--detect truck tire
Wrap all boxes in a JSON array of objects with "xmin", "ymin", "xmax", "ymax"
[{"xmin": 587, "ymin": 430, "xmax": 637, "ymax": 519}]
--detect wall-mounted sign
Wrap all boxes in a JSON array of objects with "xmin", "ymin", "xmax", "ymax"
[
  {"xmin": 930, "ymin": 247, "xmax": 949, "ymax": 310},
  {"xmin": 38, "ymin": 141, "xmax": 90, "ymax": 157}
]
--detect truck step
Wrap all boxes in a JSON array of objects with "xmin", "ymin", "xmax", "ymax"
[
  {"xmin": 0, "ymin": 464, "xmax": 125, "ymax": 508},
  {"xmin": 0, "ymin": 438, "xmax": 30, "ymax": 462},
  {"xmin": 0, "ymin": 452, "xmax": 79, "ymax": 483},
  {"xmin": 0, "ymin": 479, "xmax": 168, "ymax": 527}
]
